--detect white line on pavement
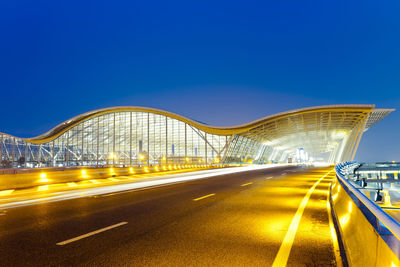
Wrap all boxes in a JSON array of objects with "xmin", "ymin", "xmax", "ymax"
[{"xmin": 56, "ymin": 222, "xmax": 128, "ymax": 246}]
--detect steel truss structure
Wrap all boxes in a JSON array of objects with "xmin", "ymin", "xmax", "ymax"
[{"xmin": 0, "ymin": 105, "xmax": 393, "ymax": 169}]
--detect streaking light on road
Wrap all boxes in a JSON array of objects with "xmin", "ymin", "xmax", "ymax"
[{"xmin": 0, "ymin": 165, "xmax": 288, "ymax": 210}]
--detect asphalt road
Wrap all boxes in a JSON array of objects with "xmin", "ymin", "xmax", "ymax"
[{"xmin": 0, "ymin": 166, "xmax": 339, "ymax": 266}]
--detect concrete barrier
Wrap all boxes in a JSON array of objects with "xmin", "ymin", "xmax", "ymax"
[
  {"xmin": 332, "ymin": 163, "xmax": 400, "ymax": 267},
  {"xmin": 0, "ymin": 164, "xmax": 241, "ymax": 191}
]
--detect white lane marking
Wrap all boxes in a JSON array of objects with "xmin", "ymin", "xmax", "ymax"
[
  {"xmin": 56, "ymin": 222, "xmax": 128, "ymax": 246},
  {"xmin": 281, "ymin": 173, "xmax": 287, "ymax": 176},
  {"xmin": 193, "ymin": 193, "xmax": 215, "ymax": 201},
  {"xmin": 266, "ymin": 176, "xmax": 273, "ymax": 180},
  {"xmin": 241, "ymin": 182, "xmax": 253, "ymax": 187},
  {"xmin": 272, "ymin": 170, "xmax": 333, "ymax": 267}
]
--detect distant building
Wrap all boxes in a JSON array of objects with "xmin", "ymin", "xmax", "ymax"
[{"xmin": 0, "ymin": 105, "xmax": 393, "ymax": 168}]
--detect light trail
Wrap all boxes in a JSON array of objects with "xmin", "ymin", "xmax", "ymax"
[
  {"xmin": 0, "ymin": 165, "xmax": 291, "ymax": 210},
  {"xmin": 0, "ymin": 190, "xmax": 14, "ymax": 196}
]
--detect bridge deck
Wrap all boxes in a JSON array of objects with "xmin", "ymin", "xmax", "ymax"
[{"xmin": 0, "ymin": 167, "xmax": 340, "ymax": 266}]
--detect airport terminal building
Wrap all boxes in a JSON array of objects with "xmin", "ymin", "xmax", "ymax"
[{"xmin": 0, "ymin": 105, "xmax": 393, "ymax": 169}]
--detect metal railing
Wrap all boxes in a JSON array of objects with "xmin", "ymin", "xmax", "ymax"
[{"xmin": 336, "ymin": 162, "xmax": 400, "ymax": 240}]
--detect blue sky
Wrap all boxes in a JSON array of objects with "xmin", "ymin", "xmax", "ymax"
[{"xmin": 1, "ymin": 0, "xmax": 399, "ymax": 161}]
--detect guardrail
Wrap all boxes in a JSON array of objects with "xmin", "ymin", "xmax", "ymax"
[{"xmin": 332, "ymin": 162, "xmax": 400, "ymax": 266}]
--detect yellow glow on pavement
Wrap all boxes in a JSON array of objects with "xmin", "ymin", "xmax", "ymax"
[
  {"xmin": 129, "ymin": 167, "xmax": 135, "ymax": 174},
  {"xmin": 272, "ymin": 170, "xmax": 333, "ymax": 267},
  {"xmin": 259, "ymin": 215, "xmax": 293, "ymax": 242}
]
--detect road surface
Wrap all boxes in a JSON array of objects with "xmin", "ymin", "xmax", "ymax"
[{"xmin": 0, "ymin": 165, "xmax": 340, "ymax": 266}]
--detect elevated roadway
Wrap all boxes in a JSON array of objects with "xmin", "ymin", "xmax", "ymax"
[{"xmin": 0, "ymin": 166, "xmax": 340, "ymax": 266}]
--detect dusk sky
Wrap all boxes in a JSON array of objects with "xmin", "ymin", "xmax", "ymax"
[{"xmin": 1, "ymin": 0, "xmax": 399, "ymax": 162}]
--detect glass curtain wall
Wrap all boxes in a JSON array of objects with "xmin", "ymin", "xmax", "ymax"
[{"xmin": 1, "ymin": 111, "xmax": 258, "ymax": 169}]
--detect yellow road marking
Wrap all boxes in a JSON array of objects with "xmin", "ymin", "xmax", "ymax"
[
  {"xmin": 56, "ymin": 222, "xmax": 128, "ymax": 245},
  {"xmin": 108, "ymin": 178, "xmax": 120, "ymax": 182},
  {"xmin": 67, "ymin": 182, "xmax": 78, "ymax": 187},
  {"xmin": 0, "ymin": 189, "xmax": 14, "ymax": 196},
  {"xmin": 241, "ymin": 182, "xmax": 253, "ymax": 187},
  {"xmin": 193, "ymin": 193, "xmax": 216, "ymax": 201},
  {"xmin": 272, "ymin": 170, "xmax": 333, "ymax": 267}
]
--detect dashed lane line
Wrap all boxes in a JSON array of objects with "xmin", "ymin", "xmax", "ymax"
[
  {"xmin": 56, "ymin": 222, "xmax": 128, "ymax": 246},
  {"xmin": 193, "ymin": 193, "xmax": 216, "ymax": 201}
]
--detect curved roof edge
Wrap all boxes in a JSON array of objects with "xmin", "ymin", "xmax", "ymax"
[{"xmin": 0, "ymin": 104, "xmax": 387, "ymax": 144}]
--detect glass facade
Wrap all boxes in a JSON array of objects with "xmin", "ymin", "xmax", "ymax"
[
  {"xmin": 0, "ymin": 111, "xmax": 256, "ymax": 168},
  {"xmin": 0, "ymin": 105, "xmax": 393, "ymax": 169}
]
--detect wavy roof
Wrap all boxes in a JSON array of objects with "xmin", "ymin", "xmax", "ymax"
[{"xmin": 0, "ymin": 104, "xmax": 394, "ymax": 144}]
